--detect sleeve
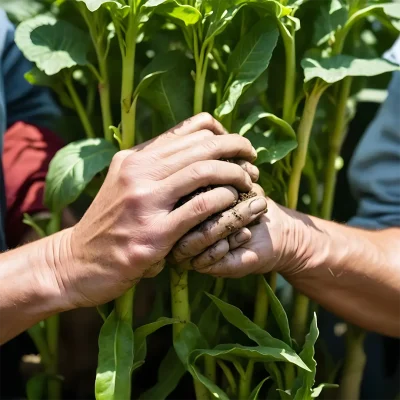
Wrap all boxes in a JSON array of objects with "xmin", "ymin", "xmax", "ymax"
[
  {"xmin": 3, "ymin": 122, "xmax": 64, "ymax": 248},
  {"xmin": 348, "ymin": 70, "xmax": 400, "ymax": 229},
  {"xmin": 1, "ymin": 11, "xmax": 61, "ymax": 129}
]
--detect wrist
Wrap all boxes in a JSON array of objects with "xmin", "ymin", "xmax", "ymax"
[{"xmin": 35, "ymin": 228, "xmax": 77, "ymax": 313}]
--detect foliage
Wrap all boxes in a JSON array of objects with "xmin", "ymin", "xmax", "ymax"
[{"xmin": 9, "ymin": 0, "xmax": 400, "ymax": 399}]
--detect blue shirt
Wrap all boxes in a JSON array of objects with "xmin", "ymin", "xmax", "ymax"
[{"xmin": 0, "ymin": 9, "xmax": 59, "ymax": 250}]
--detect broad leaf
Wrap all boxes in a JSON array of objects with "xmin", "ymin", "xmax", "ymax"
[
  {"xmin": 246, "ymin": 130, "xmax": 298, "ymax": 165},
  {"xmin": 144, "ymin": 0, "xmax": 202, "ymax": 26},
  {"xmin": 250, "ymin": 377, "xmax": 269, "ymax": 400},
  {"xmin": 302, "ymin": 55, "xmax": 400, "ymax": 84},
  {"xmin": 292, "ymin": 314, "xmax": 319, "ymax": 400},
  {"xmin": 15, "ymin": 15, "xmax": 90, "ymax": 75},
  {"xmin": 207, "ymin": 294, "xmax": 308, "ymax": 366},
  {"xmin": 311, "ymin": 383, "xmax": 338, "ymax": 398},
  {"xmin": 134, "ymin": 318, "xmax": 177, "ymax": 368},
  {"xmin": 77, "ymin": 0, "xmax": 121, "ymax": 12},
  {"xmin": 190, "ymin": 344, "xmax": 310, "ymax": 371},
  {"xmin": 242, "ymin": 0, "xmax": 292, "ymax": 18},
  {"xmin": 313, "ymin": 0, "xmax": 348, "ymax": 46},
  {"xmin": 1, "ymin": 0, "xmax": 46, "ymax": 24},
  {"xmin": 95, "ymin": 310, "xmax": 134, "ymax": 400},
  {"xmin": 140, "ymin": 53, "xmax": 193, "ymax": 129},
  {"xmin": 139, "ymin": 348, "xmax": 186, "ymax": 400},
  {"xmin": 277, "ymin": 389, "xmax": 293, "ymax": 400},
  {"xmin": 26, "ymin": 374, "xmax": 46, "ymax": 400},
  {"xmin": 45, "ymin": 139, "xmax": 117, "ymax": 213},
  {"xmin": 239, "ymin": 108, "xmax": 296, "ymax": 138},
  {"xmin": 262, "ymin": 277, "xmax": 292, "ymax": 347},
  {"xmin": 215, "ymin": 18, "xmax": 279, "ymax": 117},
  {"xmin": 203, "ymin": 0, "xmax": 246, "ymax": 43}
]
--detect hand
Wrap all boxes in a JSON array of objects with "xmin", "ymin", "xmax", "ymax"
[
  {"xmin": 175, "ymin": 194, "xmax": 297, "ymax": 278},
  {"xmin": 57, "ymin": 113, "xmax": 263, "ymax": 307}
]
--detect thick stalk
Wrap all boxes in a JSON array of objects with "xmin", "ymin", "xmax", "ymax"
[
  {"xmin": 288, "ymin": 85, "xmax": 325, "ymax": 345},
  {"xmin": 321, "ymin": 77, "xmax": 352, "ymax": 220},
  {"xmin": 65, "ymin": 75, "xmax": 96, "ymax": 139},
  {"xmin": 46, "ymin": 315, "xmax": 61, "ymax": 399},
  {"xmin": 278, "ymin": 21, "xmax": 296, "ymax": 124},
  {"xmin": 194, "ymin": 48, "xmax": 209, "ymax": 115},
  {"xmin": 239, "ymin": 360, "xmax": 255, "ymax": 399},
  {"xmin": 337, "ymin": 326, "xmax": 366, "ymax": 400},
  {"xmin": 170, "ymin": 267, "xmax": 209, "ymax": 399},
  {"xmin": 253, "ymin": 275, "xmax": 268, "ymax": 329},
  {"xmin": 121, "ymin": 12, "xmax": 138, "ymax": 149}
]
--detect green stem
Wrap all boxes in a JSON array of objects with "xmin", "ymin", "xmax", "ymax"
[
  {"xmin": 27, "ymin": 324, "xmax": 52, "ymax": 368},
  {"xmin": 46, "ymin": 315, "xmax": 61, "ymax": 400},
  {"xmin": 239, "ymin": 360, "xmax": 255, "ymax": 400},
  {"xmin": 253, "ymin": 275, "xmax": 268, "ymax": 329},
  {"xmin": 121, "ymin": 12, "xmax": 138, "ymax": 150},
  {"xmin": 337, "ymin": 326, "xmax": 366, "ymax": 400},
  {"xmin": 217, "ymin": 360, "xmax": 237, "ymax": 396},
  {"xmin": 269, "ymin": 271, "xmax": 278, "ymax": 293},
  {"xmin": 170, "ymin": 267, "xmax": 209, "ymax": 399},
  {"xmin": 278, "ymin": 21, "xmax": 296, "ymax": 124},
  {"xmin": 288, "ymin": 84, "xmax": 326, "ymax": 345},
  {"xmin": 65, "ymin": 75, "xmax": 96, "ymax": 139},
  {"xmin": 115, "ymin": 287, "xmax": 136, "ymax": 325},
  {"xmin": 321, "ymin": 77, "xmax": 352, "ymax": 220},
  {"xmin": 287, "ymin": 84, "xmax": 325, "ymax": 210}
]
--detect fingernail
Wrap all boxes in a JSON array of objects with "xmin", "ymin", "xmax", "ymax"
[
  {"xmin": 235, "ymin": 230, "xmax": 249, "ymax": 243},
  {"xmin": 252, "ymin": 147, "xmax": 257, "ymax": 158},
  {"xmin": 250, "ymin": 198, "xmax": 267, "ymax": 214}
]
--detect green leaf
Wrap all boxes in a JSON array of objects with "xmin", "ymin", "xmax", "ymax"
[
  {"xmin": 261, "ymin": 277, "xmax": 292, "ymax": 347},
  {"xmin": 23, "ymin": 213, "xmax": 47, "ymax": 239},
  {"xmin": 215, "ymin": 18, "xmax": 279, "ymax": 117},
  {"xmin": 239, "ymin": 108, "xmax": 296, "ymax": 138},
  {"xmin": 277, "ymin": 389, "xmax": 293, "ymax": 400},
  {"xmin": 1, "ymin": 0, "xmax": 47, "ymax": 24},
  {"xmin": 15, "ymin": 15, "xmax": 91, "ymax": 75},
  {"xmin": 174, "ymin": 322, "xmax": 208, "ymax": 367},
  {"xmin": 242, "ymin": 0, "xmax": 292, "ymax": 18},
  {"xmin": 203, "ymin": 0, "xmax": 246, "ymax": 42},
  {"xmin": 95, "ymin": 310, "xmax": 134, "ymax": 400},
  {"xmin": 144, "ymin": 0, "xmax": 202, "ymax": 26},
  {"xmin": 140, "ymin": 53, "xmax": 193, "ymax": 129},
  {"xmin": 292, "ymin": 313, "xmax": 319, "ymax": 400},
  {"xmin": 302, "ymin": 56, "xmax": 400, "ymax": 84},
  {"xmin": 311, "ymin": 383, "xmax": 338, "ymax": 398},
  {"xmin": 139, "ymin": 348, "xmax": 186, "ymax": 400},
  {"xmin": 45, "ymin": 139, "xmax": 117, "ymax": 213},
  {"xmin": 190, "ymin": 344, "xmax": 310, "ymax": 371},
  {"xmin": 313, "ymin": 0, "xmax": 348, "ymax": 46},
  {"xmin": 134, "ymin": 318, "xmax": 177, "ymax": 368},
  {"xmin": 77, "ymin": 0, "xmax": 120, "ymax": 12},
  {"xmin": 26, "ymin": 374, "xmax": 47, "ymax": 400},
  {"xmin": 249, "ymin": 377, "xmax": 269, "ymax": 400},
  {"xmin": 246, "ymin": 130, "xmax": 297, "ymax": 166},
  {"xmin": 207, "ymin": 294, "xmax": 308, "ymax": 369}
]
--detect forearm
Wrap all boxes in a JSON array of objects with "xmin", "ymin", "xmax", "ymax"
[
  {"xmin": 0, "ymin": 229, "xmax": 73, "ymax": 344},
  {"xmin": 282, "ymin": 212, "xmax": 400, "ymax": 337}
]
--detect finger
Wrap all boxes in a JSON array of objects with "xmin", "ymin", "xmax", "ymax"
[
  {"xmin": 251, "ymin": 183, "xmax": 265, "ymax": 197},
  {"xmin": 150, "ymin": 135, "xmax": 257, "ymax": 179},
  {"xmin": 132, "ymin": 113, "xmax": 227, "ymax": 153},
  {"xmin": 170, "ymin": 113, "xmax": 228, "ymax": 136},
  {"xmin": 191, "ymin": 239, "xmax": 230, "ymax": 270},
  {"xmin": 229, "ymin": 227, "xmax": 252, "ymax": 250},
  {"xmin": 166, "ymin": 185, "xmax": 239, "ymax": 243},
  {"xmin": 171, "ymin": 196, "xmax": 267, "ymax": 262},
  {"xmin": 235, "ymin": 160, "xmax": 259, "ymax": 182},
  {"xmin": 197, "ymin": 247, "xmax": 261, "ymax": 278},
  {"xmin": 162, "ymin": 160, "xmax": 252, "ymax": 204}
]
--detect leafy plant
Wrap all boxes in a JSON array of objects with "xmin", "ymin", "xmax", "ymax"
[{"xmin": 11, "ymin": 0, "xmax": 400, "ymax": 399}]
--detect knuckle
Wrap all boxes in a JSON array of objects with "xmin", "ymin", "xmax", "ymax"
[
  {"xmin": 198, "ymin": 112, "xmax": 215, "ymax": 126},
  {"xmin": 125, "ymin": 185, "xmax": 150, "ymax": 208},
  {"xmin": 191, "ymin": 162, "xmax": 215, "ymax": 181},
  {"xmin": 111, "ymin": 150, "xmax": 130, "ymax": 166},
  {"xmin": 191, "ymin": 194, "xmax": 210, "ymax": 217},
  {"xmin": 203, "ymin": 138, "xmax": 220, "ymax": 153}
]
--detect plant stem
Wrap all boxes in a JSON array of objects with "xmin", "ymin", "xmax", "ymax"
[
  {"xmin": 121, "ymin": 11, "xmax": 138, "ymax": 149},
  {"xmin": 288, "ymin": 84, "xmax": 326, "ymax": 345},
  {"xmin": 278, "ymin": 21, "xmax": 296, "ymax": 124},
  {"xmin": 321, "ymin": 77, "xmax": 352, "ymax": 220},
  {"xmin": 253, "ymin": 275, "xmax": 268, "ymax": 329},
  {"xmin": 170, "ymin": 267, "xmax": 209, "ymax": 399},
  {"xmin": 337, "ymin": 325, "xmax": 366, "ymax": 400},
  {"xmin": 65, "ymin": 75, "xmax": 96, "ymax": 139},
  {"xmin": 115, "ymin": 287, "xmax": 136, "ymax": 325},
  {"xmin": 46, "ymin": 314, "xmax": 61, "ymax": 400},
  {"xmin": 239, "ymin": 360, "xmax": 255, "ymax": 400},
  {"xmin": 287, "ymin": 85, "xmax": 324, "ymax": 210}
]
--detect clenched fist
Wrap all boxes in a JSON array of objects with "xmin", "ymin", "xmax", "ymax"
[{"xmin": 60, "ymin": 114, "xmax": 264, "ymax": 307}]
